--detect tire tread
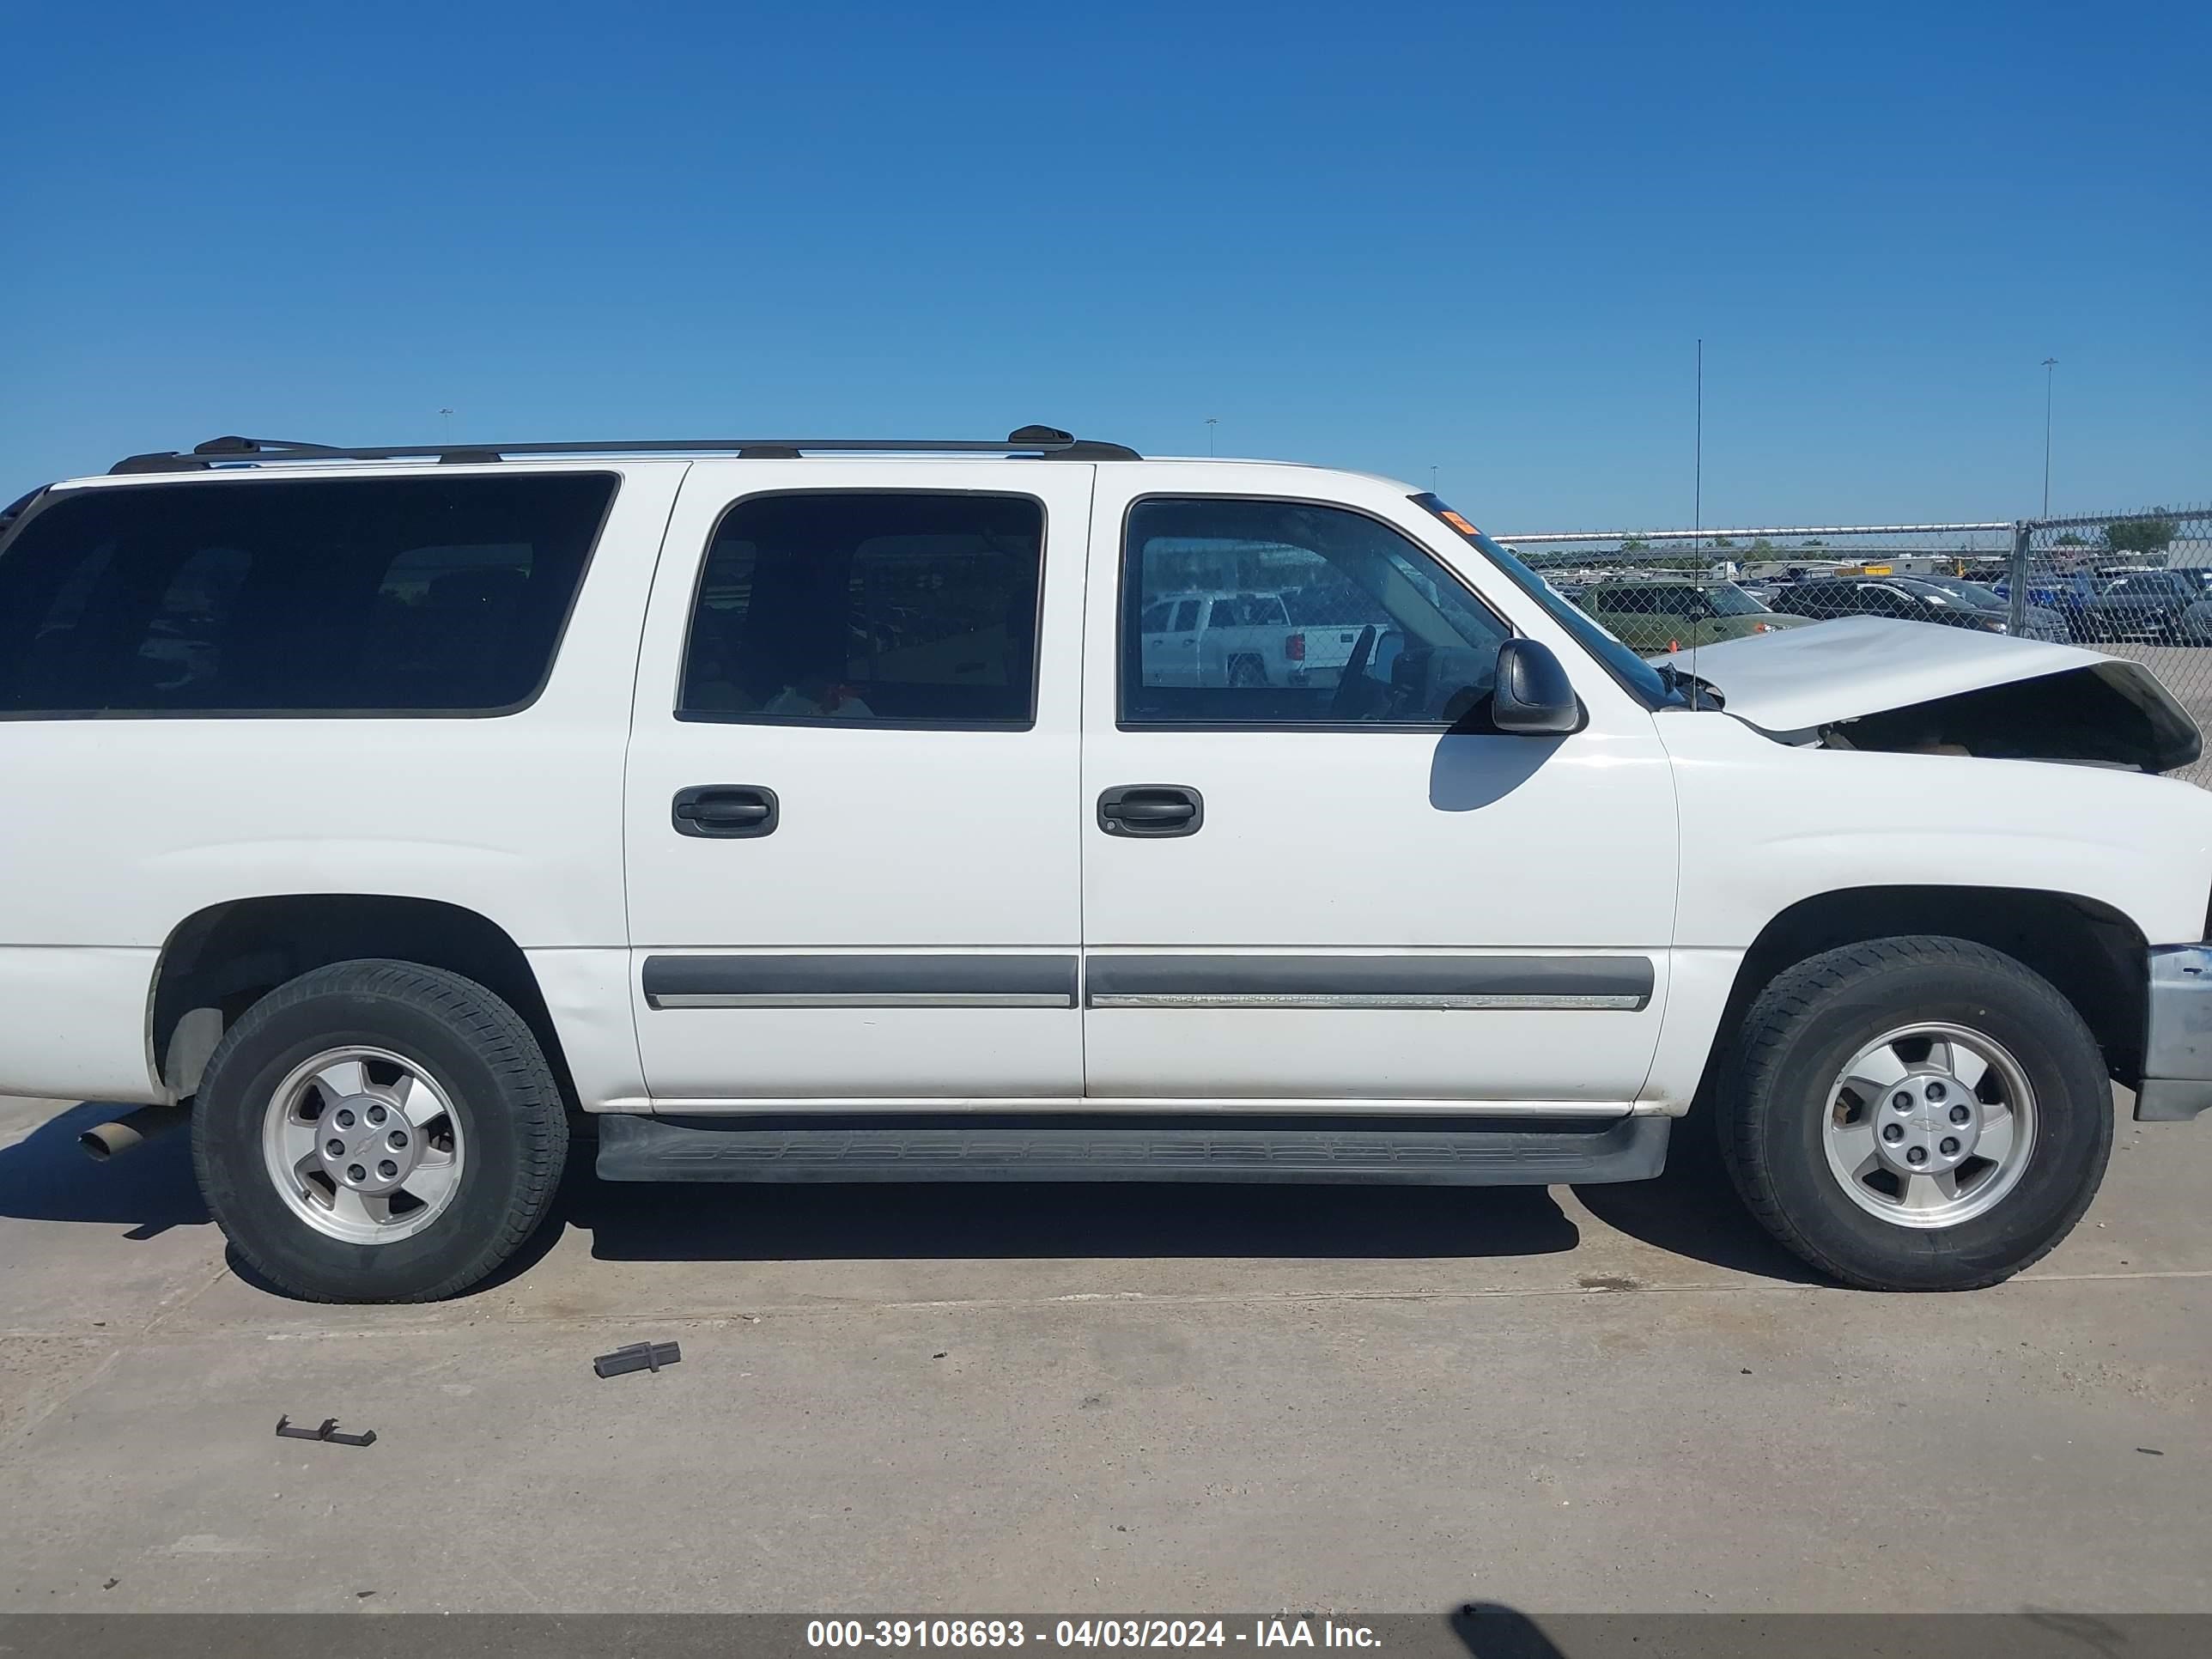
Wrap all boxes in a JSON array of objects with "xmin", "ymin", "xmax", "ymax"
[
  {"xmin": 191, "ymin": 958, "xmax": 568, "ymax": 1303},
  {"xmin": 1720, "ymin": 934, "xmax": 2106, "ymax": 1291}
]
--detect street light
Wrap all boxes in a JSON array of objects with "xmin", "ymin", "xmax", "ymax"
[
  {"xmin": 1206, "ymin": 417, "xmax": 1218, "ymax": 457},
  {"xmin": 2039, "ymin": 359, "xmax": 2058, "ymax": 518}
]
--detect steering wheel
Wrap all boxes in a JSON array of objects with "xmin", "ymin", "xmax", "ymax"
[{"xmin": 1327, "ymin": 625, "xmax": 1378, "ymax": 719}]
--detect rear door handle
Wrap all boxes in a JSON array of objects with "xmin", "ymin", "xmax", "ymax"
[
  {"xmin": 1097, "ymin": 785, "xmax": 1203, "ymax": 838},
  {"xmin": 673, "ymin": 785, "xmax": 779, "ymax": 839}
]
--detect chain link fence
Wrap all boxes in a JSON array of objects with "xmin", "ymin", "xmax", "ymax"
[{"xmin": 1497, "ymin": 503, "xmax": 2212, "ymax": 785}]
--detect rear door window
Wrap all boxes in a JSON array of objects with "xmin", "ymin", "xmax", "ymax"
[
  {"xmin": 0, "ymin": 473, "xmax": 616, "ymax": 715},
  {"xmin": 678, "ymin": 491, "xmax": 1044, "ymax": 727}
]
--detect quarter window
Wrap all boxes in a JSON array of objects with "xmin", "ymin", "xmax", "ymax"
[
  {"xmin": 678, "ymin": 492, "xmax": 1044, "ymax": 727},
  {"xmin": 0, "ymin": 474, "xmax": 615, "ymax": 715},
  {"xmin": 1121, "ymin": 498, "xmax": 1511, "ymax": 727}
]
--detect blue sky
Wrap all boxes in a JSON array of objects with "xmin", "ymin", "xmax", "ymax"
[{"xmin": 3, "ymin": 1, "xmax": 2205, "ymax": 528}]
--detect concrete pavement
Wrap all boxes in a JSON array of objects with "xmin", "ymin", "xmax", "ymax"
[{"xmin": 0, "ymin": 1093, "xmax": 2204, "ymax": 1613}]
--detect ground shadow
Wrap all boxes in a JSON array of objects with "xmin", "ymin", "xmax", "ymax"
[
  {"xmin": 1450, "ymin": 1602, "xmax": 1570, "ymax": 1659},
  {"xmin": 1570, "ymin": 1109, "xmax": 1822, "ymax": 1285},
  {"xmin": 566, "ymin": 1167, "xmax": 1583, "ymax": 1266},
  {"xmin": 0, "ymin": 1100, "xmax": 209, "ymax": 1238},
  {"xmin": 7, "ymin": 1093, "xmax": 1814, "ymax": 1288}
]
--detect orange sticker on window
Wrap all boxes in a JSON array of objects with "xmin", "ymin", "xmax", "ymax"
[{"xmin": 1440, "ymin": 510, "xmax": 1481, "ymax": 538}]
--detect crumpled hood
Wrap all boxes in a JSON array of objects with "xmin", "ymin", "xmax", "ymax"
[{"xmin": 1664, "ymin": 615, "xmax": 2202, "ymax": 772}]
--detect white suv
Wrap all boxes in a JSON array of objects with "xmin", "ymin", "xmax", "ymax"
[{"xmin": 3, "ymin": 427, "xmax": 2208, "ymax": 1302}]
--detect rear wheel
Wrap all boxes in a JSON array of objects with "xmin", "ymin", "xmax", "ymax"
[
  {"xmin": 1227, "ymin": 654, "xmax": 1267, "ymax": 688},
  {"xmin": 1721, "ymin": 936, "xmax": 2112, "ymax": 1291},
  {"xmin": 192, "ymin": 959, "xmax": 568, "ymax": 1302}
]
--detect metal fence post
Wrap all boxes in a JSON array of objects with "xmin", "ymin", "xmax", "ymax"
[{"xmin": 2009, "ymin": 520, "xmax": 2033, "ymax": 636}]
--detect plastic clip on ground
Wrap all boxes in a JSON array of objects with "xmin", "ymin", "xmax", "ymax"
[
  {"xmin": 275, "ymin": 1415, "xmax": 377, "ymax": 1447},
  {"xmin": 593, "ymin": 1340, "xmax": 682, "ymax": 1379}
]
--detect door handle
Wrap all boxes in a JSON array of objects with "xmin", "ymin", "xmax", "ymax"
[
  {"xmin": 673, "ymin": 785, "xmax": 780, "ymax": 839},
  {"xmin": 1097, "ymin": 785, "xmax": 1204, "ymax": 838}
]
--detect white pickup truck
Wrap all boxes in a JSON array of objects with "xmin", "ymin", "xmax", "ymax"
[
  {"xmin": 1134, "ymin": 588, "xmax": 1395, "ymax": 690},
  {"xmin": 2, "ymin": 427, "xmax": 2208, "ymax": 1304}
]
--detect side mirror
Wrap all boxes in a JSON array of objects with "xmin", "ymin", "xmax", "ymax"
[{"xmin": 1491, "ymin": 638, "xmax": 1582, "ymax": 735}]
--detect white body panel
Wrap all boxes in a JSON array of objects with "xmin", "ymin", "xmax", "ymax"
[
  {"xmin": 1078, "ymin": 465, "xmax": 1679, "ymax": 1107},
  {"xmin": 0, "ymin": 463, "xmax": 683, "ymax": 1108},
  {"xmin": 0, "ymin": 946, "xmax": 161, "ymax": 1100},
  {"xmin": 1656, "ymin": 710, "xmax": 2212, "ymax": 951},
  {"xmin": 619, "ymin": 461, "xmax": 1092, "ymax": 1103}
]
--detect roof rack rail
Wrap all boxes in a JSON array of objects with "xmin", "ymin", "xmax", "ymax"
[{"xmin": 110, "ymin": 424, "xmax": 1139, "ymax": 474}]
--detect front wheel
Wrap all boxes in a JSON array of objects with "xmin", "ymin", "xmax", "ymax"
[
  {"xmin": 1721, "ymin": 936, "xmax": 2112, "ymax": 1291},
  {"xmin": 192, "ymin": 959, "xmax": 569, "ymax": 1302}
]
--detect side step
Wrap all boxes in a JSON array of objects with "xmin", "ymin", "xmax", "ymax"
[{"xmin": 594, "ymin": 1114, "xmax": 1668, "ymax": 1186}]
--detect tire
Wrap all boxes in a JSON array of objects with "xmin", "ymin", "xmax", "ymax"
[
  {"xmin": 191, "ymin": 959, "xmax": 569, "ymax": 1303},
  {"xmin": 1719, "ymin": 936, "xmax": 2112, "ymax": 1291},
  {"xmin": 1227, "ymin": 655, "xmax": 1267, "ymax": 689}
]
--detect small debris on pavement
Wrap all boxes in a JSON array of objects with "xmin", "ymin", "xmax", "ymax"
[
  {"xmin": 933, "ymin": 1352, "xmax": 948, "ymax": 1359},
  {"xmin": 592, "ymin": 1340, "xmax": 682, "ymax": 1379},
  {"xmin": 275, "ymin": 1415, "xmax": 377, "ymax": 1448},
  {"xmin": 2137, "ymin": 1447, "xmax": 2165, "ymax": 1455},
  {"xmin": 101, "ymin": 1578, "xmax": 118, "ymax": 1590}
]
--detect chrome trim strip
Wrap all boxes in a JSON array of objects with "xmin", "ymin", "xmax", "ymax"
[
  {"xmin": 649, "ymin": 991, "xmax": 1075, "ymax": 1010},
  {"xmin": 1087, "ymin": 992, "xmax": 1647, "ymax": 1011},
  {"xmin": 642, "ymin": 953, "xmax": 1079, "ymax": 1010},
  {"xmin": 1083, "ymin": 954, "xmax": 1654, "ymax": 1011}
]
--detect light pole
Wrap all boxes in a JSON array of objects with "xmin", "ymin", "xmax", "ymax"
[
  {"xmin": 439, "ymin": 408, "xmax": 454, "ymax": 447},
  {"xmin": 1206, "ymin": 418, "xmax": 1218, "ymax": 457},
  {"xmin": 2039, "ymin": 358, "xmax": 2057, "ymax": 517},
  {"xmin": 1692, "ymin": 338, "xmax": 1703, "ymax": 562},
  {"xmin": 1430, "ymin": 465, "xmax": 1439, "ymax": 494}
]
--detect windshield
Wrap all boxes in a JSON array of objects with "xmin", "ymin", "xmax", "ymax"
[
  {"xmin": 1704, "ymin": 582, "xmax": 1767, "ymax": 617},
  {"xmin": 1921, "ymin": 577, "xmax": 2003, "ymax": 611},
  {"xmin": 1411, "ymin": 494, "xmax": 1685, "ymax": 709}
]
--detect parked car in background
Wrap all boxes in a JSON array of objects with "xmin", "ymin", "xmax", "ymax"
[
  {"xmin": 2075, "ymin": 570, "xmax": 2210, "ymax": 644},
  {"xmin": 1574, "ymin": 579, "xmax": 1811, "ymax": 651},
  {"xmin": 1136, "ymin": 590, "xmax": 1302, "ymax": 687},
  {"xmin": 1138, "ymin": 587, "xmax": 1416, "ymax": 690},
  {"xmin": 1769, "ymin": 575, "xmax": 2014, "ymax": 634},
  {"xmin": 1912, "ymin": 574, "xmax": 2069, "ymax": 643},
  {"xmin": 2163, "ymin": 569, "xmax": 2212, "ymax": 645}
]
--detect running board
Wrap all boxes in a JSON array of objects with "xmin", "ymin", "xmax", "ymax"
[{"xmin": 594, "ymin": 1114, "xmax": 1668, "ymax": 1186}]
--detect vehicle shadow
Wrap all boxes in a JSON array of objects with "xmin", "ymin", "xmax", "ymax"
[
  {"xmin": 1449, "ymin": 1602, "xmax": 1570, "ymax": 1659},
  {"xmin": 1, "ymin": 1096, "xmax": 1812, "ymax": 1288},
  {"xmin": 1427, "ymin": 732, "xmax": 1560, "ymax": 811},
  {"xmin": 561, "ymin": 1168, "xmax": 1583, "ymax": 1265},
  {"xmin": 0, "ymin": 1100, "xmax": 210, "ymax": 1240},
  {"xmin": 1570, "ymin": 1109, "xmax": 1822, "ymax": 1285}
]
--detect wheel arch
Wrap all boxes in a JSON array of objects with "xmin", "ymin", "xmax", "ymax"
[
  {"xmin": 152, "ymin": 895, "xmax": 574, "ymax": 1107},
  {"xmin": 1705, "ymin": 885, "xmax": 2148, "ymax": 1095}
]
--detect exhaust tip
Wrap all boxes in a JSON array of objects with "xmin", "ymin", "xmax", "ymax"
[{"xmin": 77, "ymin": 1104, "xmax": 188, "ymax": 1163}]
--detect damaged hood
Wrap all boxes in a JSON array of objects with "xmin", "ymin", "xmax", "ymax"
[{"xmin": 1664, "ymin": 615, "xmax": 2202, "ymax": 772}]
